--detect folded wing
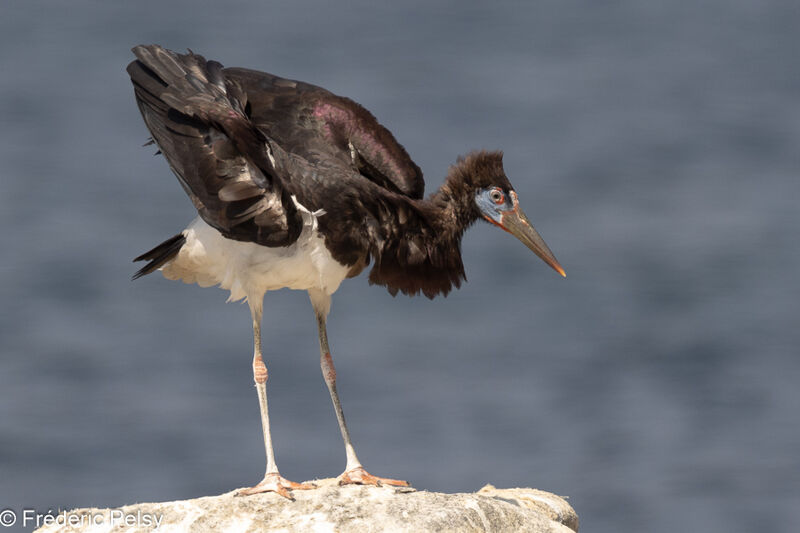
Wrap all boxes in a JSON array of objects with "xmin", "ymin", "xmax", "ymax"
[
  {"xmin": 127, "ymin": 45, "xmax": 303, "ymax": 247},
  {"xmin": 222, "ymin": 67, "xmax": 425, "ymax": 200}
]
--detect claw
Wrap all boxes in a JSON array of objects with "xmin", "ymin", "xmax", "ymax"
[
  {"xmin": 237, "ymin": 473, "xmax": 316, "ymax": 499},
  {"xmin": 338, "ymin": 466, "xmax": 409, "ymax": 487}
]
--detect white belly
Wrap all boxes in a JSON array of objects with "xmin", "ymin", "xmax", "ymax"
[{"xmin": 161, "ymin": 211, "xmax": 350, "ymax": 304}]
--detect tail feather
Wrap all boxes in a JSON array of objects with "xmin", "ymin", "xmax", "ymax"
[{"xmin": 133, "ymin": 233, "xmax": 185, "ymax": 280}]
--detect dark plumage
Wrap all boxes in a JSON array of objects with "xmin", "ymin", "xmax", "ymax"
[
  {"xmin": 132, "ymin": 233, "xmax": 185, "ymax": 280},
  {"xmin": 128, "ymin": 44, "xmax": 564, "ymax": 497},
  {"xmin": 128, "ymin": 46, "xmax": 562, "ymax": 298}
]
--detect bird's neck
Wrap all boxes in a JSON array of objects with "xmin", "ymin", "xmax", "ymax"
[
  {"xmin": 425, "ymin": 164, "xmax": 481, "ymax": 244},
  {"xmin": 366, "ymin": 151, "xmax": 504, "ymax": 298},
  {"xmin": 365, "ymin": 173, "xmax": 477, "ymax": 299}
]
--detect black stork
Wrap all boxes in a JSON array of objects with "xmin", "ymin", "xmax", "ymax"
[{"xmin": 127, "ymin": 44, "xmax": 565, "ymax": 499}]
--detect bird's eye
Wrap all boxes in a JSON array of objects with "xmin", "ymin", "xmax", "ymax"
[{"xmin": 490, "ymin": 189, "xmax": 504, "ymax": 204}]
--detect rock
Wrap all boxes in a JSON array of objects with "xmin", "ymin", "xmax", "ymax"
[{"xmin": 34, "ymin": 478, "xmax": 578, "ymax": 532}]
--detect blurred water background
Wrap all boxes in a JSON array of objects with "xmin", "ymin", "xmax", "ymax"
[{"xmin": 1, "ymin": 1, "xmax": 799, "ymax": 532}]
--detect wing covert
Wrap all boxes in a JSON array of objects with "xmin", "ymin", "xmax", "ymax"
[{"xmin": 223, "ymin": 67, "xmax": 426, "ymax": 199}]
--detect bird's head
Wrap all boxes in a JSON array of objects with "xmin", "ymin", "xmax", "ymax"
[{"xmin": 446, "ymin": 151, "xmax": 565, "ymax": 277}]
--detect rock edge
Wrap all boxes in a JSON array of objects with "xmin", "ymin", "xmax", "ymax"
[{"xmin": 34, "ymin": 479, "xmax": 578, "ymax": 533}]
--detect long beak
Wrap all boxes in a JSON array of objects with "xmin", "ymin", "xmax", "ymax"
[{"xmin": 500, "ymin": 206, "xmax": 566, "ymax": 277}]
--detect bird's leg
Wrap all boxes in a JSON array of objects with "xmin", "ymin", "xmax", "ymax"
[
  {"xmin": 237, "ymin": 299, "xmax": 315, "ymax": 498},
  {"xmin": 309, "ymin": 290, "xmax": 409, "ymax": 488}
]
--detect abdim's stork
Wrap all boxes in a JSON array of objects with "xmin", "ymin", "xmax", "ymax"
[{"xmin": 127, "ymin": 45, "xmax": 565, "ymax": 498}]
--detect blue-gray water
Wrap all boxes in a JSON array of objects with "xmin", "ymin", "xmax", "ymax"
[{"xmin": 1, "ymin": 1, "xmax": 798, "ymax": 532}]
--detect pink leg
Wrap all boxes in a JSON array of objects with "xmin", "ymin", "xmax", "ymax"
[
  {"xmin": 237, "ymin": 300, "xmax": 315, "ymax": 498},
  {"xmin": 310, "ymin": 291, "xmax": 409, "ymax": 487}
]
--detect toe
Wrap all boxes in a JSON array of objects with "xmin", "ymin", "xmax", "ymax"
[
  {"xmin": 236, "ymin": 474, "xmax": 315, "ymax": 498},
  {"xmin": 338, "ymin": 467, "xmax": 409, "ymax": 487}
]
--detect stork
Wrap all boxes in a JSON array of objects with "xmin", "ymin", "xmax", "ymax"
[{"xmin": 127, "ymin": 45, "xmax": 565, "ymax": 499}]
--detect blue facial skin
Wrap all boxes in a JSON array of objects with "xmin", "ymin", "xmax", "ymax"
[{"xmin": 475, "ymin": 187, "xmax": 513, "ymax": 224}]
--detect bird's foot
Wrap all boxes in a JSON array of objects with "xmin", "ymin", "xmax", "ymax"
[
  {"xmin": 236, "ymin": 473, "xmax": 316, "ymax": 499},
  {"xmin": 337, "ymin": 466, "xmax": 409, "ymax": 487}
]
